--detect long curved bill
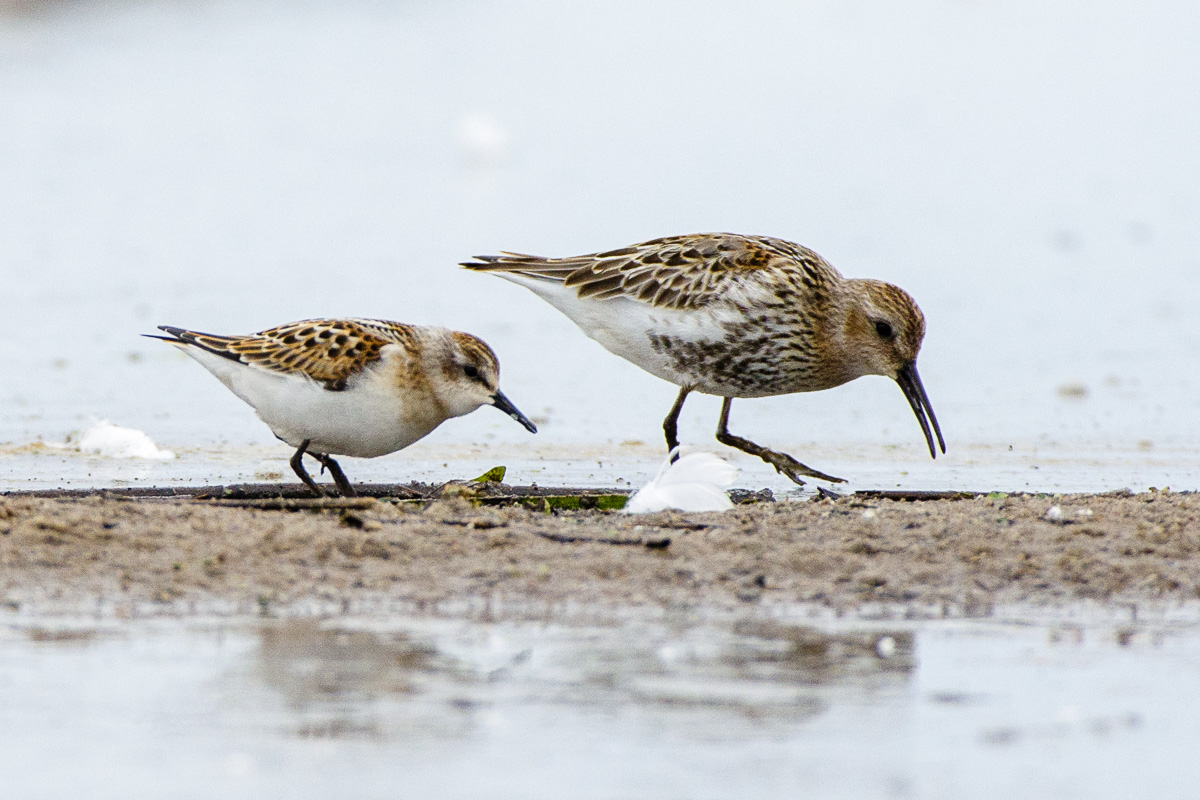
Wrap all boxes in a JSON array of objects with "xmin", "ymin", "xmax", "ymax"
[
  {"xmin": 491, "ymin": 391, "xmax": 537, "ymax": 434},
  {"xmin": 896, "ymin": 362, "xmax": 945, "ymax": 459}
]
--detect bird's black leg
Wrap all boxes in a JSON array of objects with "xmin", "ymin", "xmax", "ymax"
[
  {"xmin": 714, "ymin": 398, "xmax": 846, "ymax": 485},
  {"xmin": 289, "ymin": 440, "xmax": 327, "ymax": 497},
  {"xmin": 316, "ymin": 453, "xmax": 356, "ymax": 497},
  {"xmin": 663, "ymin": 386, "xmax": 691, "ymax": 462}
]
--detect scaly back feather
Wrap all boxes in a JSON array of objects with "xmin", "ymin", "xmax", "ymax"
[{"xmin": 463, "ymin": 232, "xmax": 841, "ymax": 310}]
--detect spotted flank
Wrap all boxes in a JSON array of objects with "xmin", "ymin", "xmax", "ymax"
[{"xmin": 464, "ymin": 232, "xmax": 944, "ymax": 486}]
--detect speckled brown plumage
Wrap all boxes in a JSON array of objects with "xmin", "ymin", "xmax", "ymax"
[
  {"xmin": 157, "ymin": 319, "xmax": 421, "ymax": 391},
  {"xmin": 470, "ymin": 233, "xmax": 832, "ymax": 311},
  {"xmin": 151, "ymin": 318, "xmax": 535, "ymax": 497},
  {"xmin": 464, "ymin": 232, "xmax": 944, "ymax": 486}
]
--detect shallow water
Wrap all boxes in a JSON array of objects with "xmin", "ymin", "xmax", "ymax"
[
  {"xmin": 2, "ymin": 0, "xmax": 1199, "ymax": 493},
  {"xmin": 2, "ymin": 605, "xmax": 1199, "ymax": 799}
]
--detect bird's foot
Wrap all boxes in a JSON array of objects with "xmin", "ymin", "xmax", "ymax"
[
  {"xmin": 764, "ymin": 450, "xmax": 845, "ymax": 486},
  {"xmin": 715, "ymin": 399, "xmax": 846, "ymax": 487},
  {"xmin": 715, "ymin": 429, "xmax": 845, "ymax": 486}
]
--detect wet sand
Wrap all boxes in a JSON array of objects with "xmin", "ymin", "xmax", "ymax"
[{"xmin": 1, "ymin": 486, "xmax": 1197, "ymax": 614}]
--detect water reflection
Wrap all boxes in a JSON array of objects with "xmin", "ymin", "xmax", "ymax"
[
  {"xmin": 23, "ymin": 626, "xmax": 105, "ymax": 644},
  {"xmin": 4, "ymin": 611, "xmax": 1199, "ymax": 799},
  {"xmin": 257, "ymin": 621, "xmax": 443, "ymax": 702},
  {"xmin": 253, "ymin": 620, "xmax": 467, "ymax": 740},
  {"xmin": 246, "ymin": 616, "xmax": 915, "ymax": 740}
]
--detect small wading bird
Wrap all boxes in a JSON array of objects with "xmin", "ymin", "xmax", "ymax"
[
  {"xmin": 149, "ymin": 319, "xmax": 536, "ymax": 497},
  {"xmin": 464, "ymin": 233, "xmax": 943, "ymax": 485}
]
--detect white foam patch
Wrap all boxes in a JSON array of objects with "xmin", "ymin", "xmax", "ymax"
[
  {"xmin": 624, "ymin": 449, "xmax": 739, "ymax": 513},
  {"xmin": 61, "ymin": 421, "xmax": 176, "ymax": 460}
]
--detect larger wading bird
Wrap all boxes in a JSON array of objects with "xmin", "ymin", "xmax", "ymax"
[{"xmin": 464, "ymin": 233, "xmax": 942, "ymax": 485}]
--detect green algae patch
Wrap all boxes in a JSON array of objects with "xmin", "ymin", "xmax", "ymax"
[{"xmin": 472, "ymin": 466, "xmax": 507, "ymax": 483}]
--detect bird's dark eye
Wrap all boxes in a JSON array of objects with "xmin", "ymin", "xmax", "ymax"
[
  {"xmin": 874, "ymin": 321, "xmax": 894, "ymax": 339},
  {"xmin": 463, "ymin": 365, "xmax": 480, "ymax": 379}
]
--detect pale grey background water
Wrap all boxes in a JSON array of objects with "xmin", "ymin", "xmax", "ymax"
[{"xmin": 2, "ymin": 0, "xmax": 1198, "ymax": 493}]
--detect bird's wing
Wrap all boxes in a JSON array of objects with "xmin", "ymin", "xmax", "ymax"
[
  {"xmin": 156, "ymin": 318, "xmax": 416, "ymax": 391},
  {"xmin": 462, "ymin": 233, "xmax": 834, "ymax": 310}
]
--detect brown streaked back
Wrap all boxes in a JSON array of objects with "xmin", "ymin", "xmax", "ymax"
[
  {"xmin": 157, "ymin": 318, "xmax": 422, "ymax": 391},
  {"xmin": 462, "ymin": 232, "xmax": 842, "ymax": 310}
]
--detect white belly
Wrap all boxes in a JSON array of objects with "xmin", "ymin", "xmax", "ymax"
[
  {"xmin": 504, "ymin": 275, "xmax": 753, "ymax": 396},
  {"xmin": 182, "ymin": 346, "xmax": 445, "ymax": 458}
]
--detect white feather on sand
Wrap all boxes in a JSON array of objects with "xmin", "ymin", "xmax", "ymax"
[{"xmin": 624, "ymin": 449, "xmax": 739, "ymax": 513}]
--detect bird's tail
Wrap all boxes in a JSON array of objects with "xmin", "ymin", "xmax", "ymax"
[
  {"xmin": 460, "ymin": 252, "xmax": 581, "ymax": 283},
  {"xmin": 143, "ymin": 326, "xmax": 243, "ymax": 363}
]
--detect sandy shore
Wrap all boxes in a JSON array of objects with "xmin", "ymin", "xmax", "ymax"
[{"xmin": 1, "ymin": 486, "xmax": 1197, "ymax": 615}]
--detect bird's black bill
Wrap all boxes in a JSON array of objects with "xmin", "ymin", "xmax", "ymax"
[
  {"xmin": 491, "ymin": 391, "xmax": 537, "ymax": 434},
  {"xmin": 896, "ymin": 362, "xmax": 946, "ymax": 459}
]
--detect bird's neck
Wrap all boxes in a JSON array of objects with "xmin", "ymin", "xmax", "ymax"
[{"xmin": 816, "ymin": 278, "xmax": 872, "ymax": 387}]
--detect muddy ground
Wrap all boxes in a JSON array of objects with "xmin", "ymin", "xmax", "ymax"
[{"xmin": 1, "ymin": 486, "xmax": 1198, "ymax": 614}]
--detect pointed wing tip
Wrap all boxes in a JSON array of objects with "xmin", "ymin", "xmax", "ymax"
[
  {"xmin": 461, "ymin": 252, "xmax": 534, "ymax": 270},
  {"xmin": 145, "ymin": 326, "xmax": 187, "ymax": 343}
]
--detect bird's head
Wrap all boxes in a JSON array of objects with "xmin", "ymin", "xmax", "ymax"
[
  {"xmin": 842, "ymin": 279, "xmax": 944, "ymax": 458},
  {"xmin": 843, "ymin": 280, "xmax": 926, "ymax": 377},
  {"xmin": 435, "ymin": 331, "xmax": 537, "ymax": 433}
]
